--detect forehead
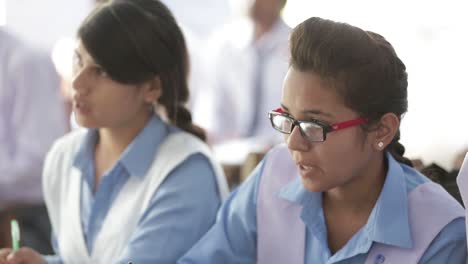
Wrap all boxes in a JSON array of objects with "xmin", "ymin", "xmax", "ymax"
[{"xmin": 282, "ymin": 68, "xmax": 344, "ymax": 110}]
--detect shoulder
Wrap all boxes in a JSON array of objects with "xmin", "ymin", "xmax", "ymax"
[
  {"xmin": 401, "ymin": 163, "xmax": 464, "ymax": 214},
  {"xmin": 400, "ymin": 163, "xmax": 431, "ymax": 192},
  {"xmin": 152, "ymin": 131, "xmax": 216, "ymax": 180},
  {"xmin": 158, "ymin": 131, "xmax": 229, "ymax": 199},
  {"xmin": 48, "ymin": 129, "xmax": 88, "ymax": 157},
  {"xmin": 261, "ymin": 144, "xmax": 294, "ymax": 176},
  {"xmin": 406, "ymin": 181, "xmax": 465, "ymax": 258},
  {"xmin": 407, "ymin": 180, "xmax": 464, "ymax": 216},
  {"xmin": 42, "ymin": 129, "xmax": 88, "ymax": 210},
  {"xmin": 420, "ymin": 217, "xmax": 467, "ymax": 263},
  {"xmin": 43, "ymin": 129, "xmax": 87, "ymax": 182},
  {"xmin": 159, "ymin": 131, "xmax": 209, "ymax": 156}
]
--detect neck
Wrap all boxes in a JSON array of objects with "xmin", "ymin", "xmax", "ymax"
[
  {"xmin": 324, "ymin": 155, "xmax": 387, "ymax": 214},
  {"xmin": 96, "ymin": 114, "xmax": 152, "ymax": 160},
  {"xmin": 253, "ymin": 17, "xmax": 277, "ymax": 41}
]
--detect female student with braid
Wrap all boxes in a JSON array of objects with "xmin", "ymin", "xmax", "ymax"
[
  {"xmin": 0, "ymin": 0, "xmax": 228, "ymax": 263},
  {"xmin": 179, "ymin": 17, "xmax": 467, "ymax": 263}
]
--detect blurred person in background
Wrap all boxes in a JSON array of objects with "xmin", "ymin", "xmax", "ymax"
[
  {"xmin": 0, "ymin": 28, "xmax": 67, "ymax": 253},
  {"xmin": 193, "ymin": 0, "xmax": 290, "ymax": 167},
  {"xmin": 159, "ymin": 0, "xmax": 231, "ymax": 111}
]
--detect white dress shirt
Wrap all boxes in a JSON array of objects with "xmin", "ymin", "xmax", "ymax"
[{"xmin": 193, "ymin": 18, "xmax": 290, "ymax": 164}]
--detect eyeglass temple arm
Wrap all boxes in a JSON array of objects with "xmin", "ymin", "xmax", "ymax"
[
  {"xmin": 331, "ymin": 118, "xmax": 368, "ymax": 131},
  {"xmin": 272, "ymin": 108, "xmax": 367, "ymax": 132}
]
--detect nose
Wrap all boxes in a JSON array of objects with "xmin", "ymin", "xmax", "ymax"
[
  {"xmin": 286, "ymin": 125, "xmax": 310, "ymax": 152},
  {"xmin": 71, "ymin": 67, "xmax": 90, "ymax": 96}
]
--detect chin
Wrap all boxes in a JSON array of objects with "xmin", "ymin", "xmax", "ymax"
[
  {"xmin": 74, "ymin": 116, "xmax": 98, "ymax": 129},
  {"xmin": 300, "ymin": 178, "xmax": 329, "ymax": 193}
]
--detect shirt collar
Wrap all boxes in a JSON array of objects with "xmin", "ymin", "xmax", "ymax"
[
  {"xmin": 73, "ymin": 129, "xmax": 97, "ymax": 171},
  {"xmin": 72, "ymin": 116, "xmax": 169, "ymax": 179},
  {"xmin": 277, "ymin": 152, "xmax": 413, "ymax": 249},
  {"xmin": 278, "ymin": 175, "xmax": 323, "ymax": 231},
  {"xmin": 369, "ymin": 153, "xmax": 412, "ymax": 249}
]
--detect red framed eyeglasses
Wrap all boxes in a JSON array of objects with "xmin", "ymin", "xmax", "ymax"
[{"xmin": 268, "ymin": 108, "xmax": 368, "ymax": 142}]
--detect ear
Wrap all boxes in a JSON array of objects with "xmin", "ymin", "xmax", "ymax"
[
  {"xmin": 142, "ymin": 76, "xmax": 162, "ymax": 104},
  {"xmin": 371, "ymin": 113, "xmax": 400, "ymax": 151}
]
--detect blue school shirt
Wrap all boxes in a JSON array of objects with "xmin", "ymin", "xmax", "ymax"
[
  {"xmin": 45, "ymin": 116, "xmax": 221, "ymax": 264},
  {"xmin": 179, "ymin": 152, "xmax": 467, "ymax": 263}
]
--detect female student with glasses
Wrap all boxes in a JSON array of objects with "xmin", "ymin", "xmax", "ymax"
[
  {"xmin": 179, "ymin": 17, "xmax": 467, "ymax": 263},
  {"xmin": 0, "ymin": 0, "xmax": 228, "ymax": 263}
]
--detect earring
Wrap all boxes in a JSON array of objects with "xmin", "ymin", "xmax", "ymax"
[{"xmin": 378, "ymin": 142, "xmax": 384, "ymax": 148}]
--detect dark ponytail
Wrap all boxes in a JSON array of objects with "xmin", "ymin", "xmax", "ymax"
[
  {"xmin": 78, "ymin": 0, "xmax": 206, "ymax": 141},
  {"xmin": 166, "ymin": 103, "xmax": 206, "ymax": 141},
  {"xmin": 388, "ymin": 130, "xmax": 412, "ymax": 167}
]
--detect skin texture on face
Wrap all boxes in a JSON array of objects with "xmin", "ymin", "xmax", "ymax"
[
  {"xmin": 282, "ymin": 67, "xmax": 381, "ymax": 193},
  {"xmin": 249, "ymin": 0, "xmax": 284, "ymax": 25},
  {"xmin": 71, "ymin": 41, "xmax": 156, "ymax": 131}
]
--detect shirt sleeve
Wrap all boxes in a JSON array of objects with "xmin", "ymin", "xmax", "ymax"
[
  {"xmin": 0, "ymin": 49, "xmax": 66, "ymax": 205},
  {"xmin": 178, "ymin": 159, "xmax": 266, "ymax": 264},
  {"xmin": 419, "ymin": 217, "xmax": 467, "ymax": 263},
  {"xmin": 114, "ymin": 153, "xmax": 221, "ymax": 264}
]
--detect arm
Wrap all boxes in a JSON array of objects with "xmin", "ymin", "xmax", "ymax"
[
  {"xmin": 0, "ymin": 50, "xmax": 66, "ymax": 205},
  {"xmin": 114, "ymin": 153, "xmax": 221, "ymax": 264},
  {"xmin": 420, "ymin": 217, "xmax": 467, "ymax": 263},
  {"xmin": 178, "ymin": 159, "xmax": 266, "ymax": 264}
]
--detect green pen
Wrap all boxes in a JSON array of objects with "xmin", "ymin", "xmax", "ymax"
[{"xmin": 10, "ymin": 219, "xmax": 20, "ymax": 252}]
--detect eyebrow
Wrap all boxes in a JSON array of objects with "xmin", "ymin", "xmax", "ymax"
[{"xmin": 280, "ymin": 104, "xmax": 334, "ymax": 117}]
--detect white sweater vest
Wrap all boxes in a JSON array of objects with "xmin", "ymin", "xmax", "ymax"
[{"xmin": 42, "ymin": 130, "xmax": 229, "ymax": 263}]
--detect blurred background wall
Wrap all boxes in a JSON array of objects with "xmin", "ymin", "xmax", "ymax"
[{"xmin": 1, "ymin": 0, "xmax": 466, "ymax": 169}]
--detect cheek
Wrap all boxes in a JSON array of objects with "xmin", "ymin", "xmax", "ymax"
[
  {"xmin": 98, "ymin": 91, "xmax": 142, "ymax": 117},
  {"xmin": 316, "ymin": 132, "xmax": 369, "ymax": 176}
]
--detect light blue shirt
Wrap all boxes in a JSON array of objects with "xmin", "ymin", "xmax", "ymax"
[
  {"xmin": 179, "ymin": 152, "xmax": 467, "ymax": 263},
  {"xmin": 45, "ymin": 116, "xmax": 221, "ymax": 264}
]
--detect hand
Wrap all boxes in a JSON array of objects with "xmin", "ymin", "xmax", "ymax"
[
  {"xmin": 0, "ymin": 247, "xmax": 45, "ymax": 264},
  {"xmin": 0, "ymin": 248, "xmax": 13, "ymax": 264}
]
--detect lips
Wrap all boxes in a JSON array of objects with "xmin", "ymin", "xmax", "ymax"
[
  {"xmin": 299, "ymin": 164, "xmax": 315, "ymax": 171},
  {"xmin": 73, "ymin": 98, "xmax": 91, "ymax": 115},
  {"xmin": 295, "ymin": 160, "xmax": 321, "ymax": 179},
  {"xmin": 297, "ymin": 162, "xmax": 317, "ymax": 171}
]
